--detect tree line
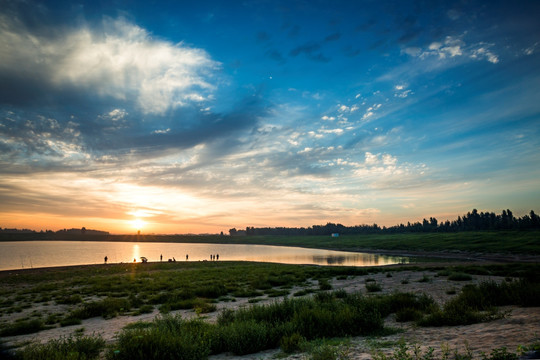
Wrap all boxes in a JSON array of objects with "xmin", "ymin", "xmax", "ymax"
[{"xmin": 230, "ymin": 209, "xmax": 540, "ymax": 236}]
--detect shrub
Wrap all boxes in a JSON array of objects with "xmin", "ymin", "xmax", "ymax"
[
  {"xmin": 133, "ymin": 304, "xmax": 154, "ymax": 315},
  {"xmin": 16, "ymin": 335, "xmax": 105, "ymax": 360},
  {"xmin": 294, "ymin": 288, "xmax": 315, "ymax": 297},
  {"xmin": 0, "ymin": 319, "xmax": 46, "ymax": 336},
  {"xmin": 107, "ymin": 315, "xmax": 212, "ymax": 360},
  {"xmin": 395, "ymin": 307, "xmax": 424, "ymax": 322},
  {"xmin": 56, "ymin": 294, "xmax": 83, "ymax": 305},
  {"xmin": 194, "ymin": 284, "xmax": 227, "ymax": 299},
  {"xmin": 222, "ymin": 320, "xmax": 271, "ymax": 355},
  {"xmin": 482, "ymin": 347, "xmax": 519, "ymax": 360},
  {"xmin": 319, "ymin": 279, "xmax": 332, "ymax": 291},
  {"xmin": 71, "ymin": 297, "xmax": 131, "ymax": 320},
  {"xmin": 231, "ymin": 288, "xmax": 263, "ymax": 298},
  {"xmin": 309, "ymin": 343, "xmax": 350, "ymax": 360},
  {"xmin": 448, "ymin": 272, "xmax": 473, "ymax": 281},
  {"xmin": 366, "ymin": 282, "xmax": 382, "ymax": 292},
  {"xmin": 60, "ymin": 316, "xmax": 82, "ymax": 327},
  {"xmin": 280, "ymin": 332, "xmax": 305, "ymax": 354}
]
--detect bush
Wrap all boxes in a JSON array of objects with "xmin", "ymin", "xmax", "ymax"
[
  {"xmin": 309, "ymin": 343, "xmax": 350, "ymax": 360},
  {"xmin": 365, "ymin": 282, "xmax": 382, "ymax": 292},
  {"xmin": 60, "ymin": 316, "xmax": 82, "ymax": 327},
  {"xmin": 0, "ymin": 319, "xmax": 46, "ymax": 336},
  {"xmin": 280, "ymin": 332, "xmax": 305, "ymax": 354},
  {"xmin": 319, "ymin": 279, "xmax": 332, "ymax": 291},
  {"xmin": 482, "ymin": 347, "xmax": 519, "ymax": 360},
  {"xmin": 222, "ymin": 320, "xmax": 272, "ymax": 355},
  {"xmin": 16, "ymin": 335, "xmax": 105, "ymax": 360},
  {"xmin": 395, "ymin": 307, "xmax": 424, "ymax": 322},
  {"xmin": 71, "ymin": 297, "xmax": 131, "ymax": 320},
  {"xmin": 448, "ymin": 272, "xmax": 473, "ymax": 281},
  {"xmin": 107, "ymin": 315, "xmax": 212, "ymax": 360},
  {"xmin": 194, "ymin": 283, "xmax": 227, "ymax": 299},
  {"xmin": 56, "ymin": 294, "xmax": 83, "ymax": 305}
]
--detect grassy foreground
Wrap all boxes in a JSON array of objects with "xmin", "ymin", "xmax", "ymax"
[{"xmin": 1, "ymin": 261, "xmax": 540, "ymax": 359}]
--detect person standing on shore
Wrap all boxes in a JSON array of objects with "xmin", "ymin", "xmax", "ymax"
[
  {"xmin": 160, "ymin": 254, "xmax": 163, "ymax": 262},
  {"xmin": 104, "ymin": 256, "xmax": 108, "ymax": 264},
  {"xmin": 186, "ymin": 254, "xmax": 188, "ymax": 261}
]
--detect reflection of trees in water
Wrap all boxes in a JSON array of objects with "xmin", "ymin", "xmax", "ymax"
[
  {"xmin": 312, "ymin": 253, "xmax": 408, "ymax": 266},
  {"xmin": 312, "ymin": 255, "xmax": 347, "ymax": 265}
]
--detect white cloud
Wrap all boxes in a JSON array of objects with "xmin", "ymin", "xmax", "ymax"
[
  {"xmin": 406, "ymin": 35, "xmax": 500, "ymax": 65},
  {"xmin": 0, "ymin": 16, "xmax": 219, "ymax": 114},
  {"xmin": 338, "ymin": 105, "xmax": 350, "ymax": 112},
  {"xmin": 108, "ymin": 109, "xmax": 128, "ymax": 121},
  {"xmin": 152, "ymin": 128, "xmax": 171, "ymax": 134},
  {"xmin": 364, "ymin": 152, "xmax": 379, "ymax": 165},
  {"xmin": 362, "ymin": 111, "xmax": 374, "ymax": 121},
  {"xmin": 524, "ymin": 42, "xmax": 538, "ymax": 55},
  {"xmin": 470, "ymin": 46, "xmax": 499, "ymax": 64},
  {"xmin": 320, "ymin": 128, "xmax": 344, "ymax": 135},
  {"xmin": 321, "ymin": 115, "xmax": 336, "ymax": 121}
]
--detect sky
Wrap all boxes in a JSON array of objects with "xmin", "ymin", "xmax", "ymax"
[{"xmin": 1, "ymin": 0, "xmax": 539, "ymax": 234}]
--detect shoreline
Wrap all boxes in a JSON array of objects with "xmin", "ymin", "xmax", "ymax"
[{"xmin": 0, "ymin": 245, "xmax": 538, "ymax": 275}]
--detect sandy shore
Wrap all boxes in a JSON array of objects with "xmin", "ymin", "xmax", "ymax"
[{"xmin": 2, "ymin": 266, "xmax": 539, "ymax": 359}]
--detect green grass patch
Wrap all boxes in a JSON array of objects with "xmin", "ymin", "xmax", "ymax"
[
  {"xmin": 14, "ymin": 335, "xmax": 105, "ymax": 360},
  {"xmin": 447, "ymin": 272, "xmax": 473, "ymax": 281}
]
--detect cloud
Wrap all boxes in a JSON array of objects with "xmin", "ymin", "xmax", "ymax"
[
  {"xmin": 0, "ymin": 15, "xmax": 219, "ymax": 114},
  {"xmin": 404, "ymin": 35, "xmax": 500, "ymax": 65},
  {"xmin": 289, "ymin": 42, "xmax": 330, "ymax": 62}
]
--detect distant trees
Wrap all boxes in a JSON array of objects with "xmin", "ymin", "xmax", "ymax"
[
  {"xmin": 0, "ymin": 227, "xmax": 109, "ymax": 235},
  {"xmin": 236, "ymin": 209, "xmax": 540, "ymax": 236}
]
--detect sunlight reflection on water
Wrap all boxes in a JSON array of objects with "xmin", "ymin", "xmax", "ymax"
[{"xmin": 0, "ymin": 241, "xmax": 408, "ymax": 270}]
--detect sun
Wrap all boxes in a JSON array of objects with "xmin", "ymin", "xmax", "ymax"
[{"xmin": 132, "ymin": 218, "xmax": 145, "ymax": 231}]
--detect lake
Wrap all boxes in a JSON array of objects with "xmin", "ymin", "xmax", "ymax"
[{"xmin": 0, "ymin": 241, "xmax": 409, "ymax": 271}]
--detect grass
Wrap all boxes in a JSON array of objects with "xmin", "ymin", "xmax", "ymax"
[
  {"xmin": 0, "ymin": 319, "xmax": 47, "ymax": 337},
  {"xmin": 418, "ymin": 278, "xmax": 540, "ymax": 326},
  {"xmin": 371, "ymin": 340, "xmax": 524, "ymax": 360},
  {"xmin": 13, "ymin": 334, "xmax": 105, "ymax": 360},
  {"xmin": 447, "ymin": 272, "xmax": 473, "ymax": 281},
  {"xmin": 0, "ymin": 261, "xmax": 380, "ymax": 332},
  {"xmin": 2, "ymin": 260, "xmax": 540, "ymax": 359},
  {"xmin": 107, "ymin": 291, "xmax": 386, "ymax": 359}
]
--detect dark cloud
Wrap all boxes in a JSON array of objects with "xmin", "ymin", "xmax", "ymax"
[
  {"xmin": 324, "ymin": 32, "xmax": 341, "ymax": 42},
  {"xmin": 289, "ymin": 42, "xmax": 330, "ymax": 63},
  {"xmin": 256, "ymin": 31, "xmax": 271, "ymax": 42},
  {"xmin": 266, "ymin": 49, "xmax": 286, "ymax": 63}
]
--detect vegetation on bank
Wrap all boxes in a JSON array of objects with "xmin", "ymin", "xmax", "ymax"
[
  {"xmin": 1, "ymin": 261, "xmax": 539, "ymax": 359},
  {"xmin": 1, "ymin": 230, "xmax": 539, "ymax": 255}
]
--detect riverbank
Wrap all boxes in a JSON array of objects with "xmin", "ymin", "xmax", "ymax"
[
  {"xmin": 2, "ymin": 231, "xmax": 539, "ymax": 260},
  {"xmin": 1, "ymin": 260, "xmax": 539, "ymax": 359}
]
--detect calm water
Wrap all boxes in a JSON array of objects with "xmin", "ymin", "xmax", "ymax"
[{"xmin": 0, "ymin": 241, "xmax": 409, "ymax": 271}]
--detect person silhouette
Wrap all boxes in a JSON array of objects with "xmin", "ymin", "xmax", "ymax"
[
  {"xmin": 186, "ymin": 254, "xmax": 188, "ymax": 261},
  {"xmin": 160, "ymin": 254, "xmax": 163, "ymax": 262},
  {"xmin": 216, "ymin": 254, "xmax": 219, "ymax": 261},
  {"xmin": 104, "ymin": 256, "xmax": 108, "ymax": 264}
]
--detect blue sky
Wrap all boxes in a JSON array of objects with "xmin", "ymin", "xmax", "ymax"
[{"xmin": 1, "ymin": 0, "xmax": 539, "ymax": 234}]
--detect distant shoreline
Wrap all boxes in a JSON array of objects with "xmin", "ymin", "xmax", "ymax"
[{"xmin": 1, "ymin": 231, "xmax": 540, "ymax": 266}]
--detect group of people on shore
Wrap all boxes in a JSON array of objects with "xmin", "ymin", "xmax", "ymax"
[{"xmin": 104, "ymin": 253, "xmax": 220, "ymax": 264}]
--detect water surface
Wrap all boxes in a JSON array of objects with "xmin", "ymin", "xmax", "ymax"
[{"xmin": 0, "ymin": 241, "xmax": 409, "ymax": 271}]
